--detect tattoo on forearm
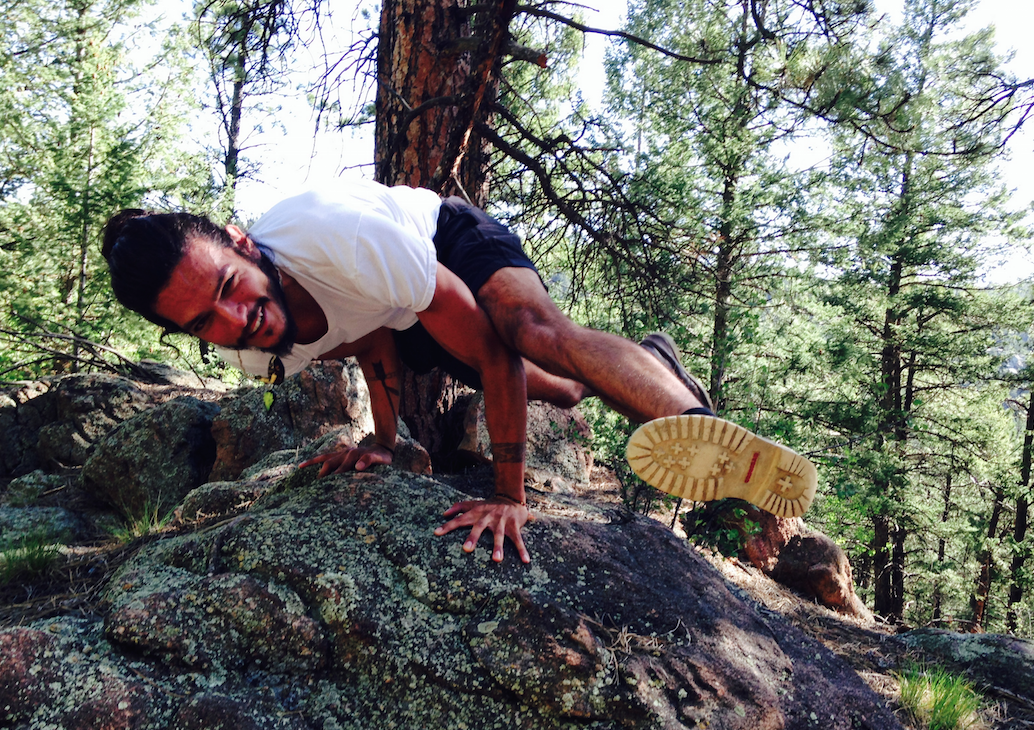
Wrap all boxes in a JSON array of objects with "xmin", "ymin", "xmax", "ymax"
[
  {"xmin": 492, "ymin": 442, "xmax": 526, "ymax": 464},
  {"xmin": 371, "ymin": 360, "xmax": 400, "ymax": 422}
]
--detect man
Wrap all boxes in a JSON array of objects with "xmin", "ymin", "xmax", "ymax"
[{"xmin": 102, "ymin": 180, "xmax": 816, "ymax": 563}]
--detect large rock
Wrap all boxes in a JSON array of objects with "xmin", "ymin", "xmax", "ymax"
[
  {"xmin": 209, "ymin": 360, "xmax": 373, "ymax": 481},
  {"xmin": 457, "ymin": 393, "xmax": 594, "ymax": 488},
  {"xmin": 743, "ymin": 509, "xmax": 873, "ymax": 620},
  {"xmin": 0, "ymin": 368, "xmax": 230, "ymax": 482},
  {"xmin": 1, "ymin": 470, "xmax": 73, "ymax": 507},
  {"xmin": 0, "ymin": 503, "xmax": 88, "ymax": 544},
  {"xmin": 0, "ymin": 619, "xmax": 171, "ymax": 728},
  {"xmin": 0, "ymin": 373, "xmax": 159, "ymax": 480},
  {"xmin": 105, "ymin": 568, "xmax": 329, "ymax": 672},
  {"xmin": 0, "ymin": 362, "xmax": 891, "ymax": 729},
  {"xmin": 82, "ymin": 396, "xmax": 221, "ymax": 517},
  {"xmin": 1, "ymin": 457, "xmax": 903, "ymax": 729},
  {"xmin": 0, "ymin": 381, "xmax": 52, "ymax": 478},
  {"xmin": 36, "ymin": 373, "xmax": 156, "ymax": 469},
  {"xmin": 900, "ymin": 629, "xmax": 1034, "ymax": 703}
]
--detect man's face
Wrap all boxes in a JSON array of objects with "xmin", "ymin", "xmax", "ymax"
[{"xmin": 152, "ymin": 227, "xmax": 295, "ymax": 355}]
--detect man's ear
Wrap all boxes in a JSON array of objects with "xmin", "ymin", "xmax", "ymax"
[{"xmin": 225, "ymin": 224, "xmax": 256, "ymax": 255}]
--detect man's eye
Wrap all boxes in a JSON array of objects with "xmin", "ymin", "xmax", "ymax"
[
  {"xmin": 192, "ymin": 317, "xmax": 209, "ymax": 334},
  {"xmin": 221, "ymin": 276, "xmax": 234, "ymax": 298}
]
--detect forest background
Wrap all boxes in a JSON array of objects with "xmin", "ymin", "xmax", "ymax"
[{"xmin": 3, "ymin": 0, "xmax": 1034, "ymax": 636}]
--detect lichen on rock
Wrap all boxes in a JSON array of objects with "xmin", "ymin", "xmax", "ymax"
[{"xmin": 0, "ymin": 364, "xmax": 905, "ymax": 729}]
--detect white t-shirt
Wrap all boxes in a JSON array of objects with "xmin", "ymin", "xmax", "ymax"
[{"xmin": 216, "ymin": 180, "xmax": 443, "ymax": 378}]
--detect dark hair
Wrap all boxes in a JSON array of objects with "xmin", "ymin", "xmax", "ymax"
[{"xmin": 101, "ymin": 209, "xmax": 235, "ymax": 332}]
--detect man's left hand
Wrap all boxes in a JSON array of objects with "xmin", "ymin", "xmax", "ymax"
[
  {"xmin": 300, "ymin": 443, "xmax": 393, "ymax": 477},
  {"xmin": 434, "ymin": 497, "xmax": 533, "ymax": 564}
]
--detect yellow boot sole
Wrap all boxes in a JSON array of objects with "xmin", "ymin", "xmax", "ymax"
[{"xmin": 626, "ymin": 415, "xmax": 817, "ymax": 518}]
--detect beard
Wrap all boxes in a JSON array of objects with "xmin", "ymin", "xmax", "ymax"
[{"xmin": 230, "ymin": 244, "xmax": 298, "ymax": 358}]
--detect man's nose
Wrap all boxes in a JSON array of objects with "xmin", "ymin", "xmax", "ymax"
[{"xmin": 216, "ymin": 298, "xmax": 249, "ymax": 329}]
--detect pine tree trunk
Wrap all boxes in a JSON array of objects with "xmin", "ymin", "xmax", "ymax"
[
  {"xmin": 1007, "ymin": 390, "xmax": 1034, "ymax": 632},
  {"xmin": 872, "ymin": 255, "xmax": 905, "ymax": 623},
  {"xmin": 932, "ymin": 470, "xmax": 952, "ymax": 623},
  {"xmin": 710, "ymin": 174, "xmax": 737, "ymax": 411},
  {"xmin": 970, "ymin": 486, "xmax": 1004, "ymax": 631},
  {"xmin": 373, "ymin": 0, "xmax": 512, "ymax": 452},
  {"xmin": 374, "ymin": 0, "xmax": 511, "ymax": 203},
  {"xmin": 872, "ymin": 513, "xmax": 893, "ymax": 618}
]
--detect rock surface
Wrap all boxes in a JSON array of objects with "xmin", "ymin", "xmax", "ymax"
[
  {"xmin": 0, "ymin": 361, "xmax": 904, "ymax": 729},
  {"xmin": 3, "ymin": 458, "xmax": 903, "ymax": 729},
  {"xmin": 742, "ymin": 509, "xmax": 872, "ymax": 620},
  {"xmin": 82, "ymin": 396, "xmax": 221, "ymax": 516},
  {"xmin": 458, "ymin": 392, "xmax": 594, "ymax": 489},
  {"xmin": 209, "ymin": 359, "xmax": 373, "ymax": 481},
  {"xmin": 900, "ymin": 629, "xmax": 1034, "ymax": 704}
]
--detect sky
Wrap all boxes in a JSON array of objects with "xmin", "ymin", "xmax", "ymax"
[{"xmin": 230, "ymin": 0, "xmax": 1034, "ymax": 281}]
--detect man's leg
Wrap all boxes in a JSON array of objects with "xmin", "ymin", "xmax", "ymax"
[
  {"xmin": 476, "ymin": 267, "xmax": 705, "ymax": 422},
  {"xmin": 477, "ymin": 266, "xmax": 817, "ymax": 518},
  {"xmin": 523, "ymin": 360, "xmax": 590, "ymax": 409}
]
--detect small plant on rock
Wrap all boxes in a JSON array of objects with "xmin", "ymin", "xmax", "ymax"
[
  {"xmin": 898, "ymin": 663, "xmax": 983, "ymax": 730},
  {"xmin": 0, "ymin": 528, "xmax": 62, "ymax": 584},
  {"xmin": 107, "ymin": 500, "xmax": 175, "ymax": 544}
]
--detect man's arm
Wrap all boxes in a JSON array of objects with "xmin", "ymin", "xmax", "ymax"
[
  {"xmin": 300, "ymin": 328, "xmax": 401, "ymax": 475},
  {"xmin": 417, "ymin": 264, "xmax": 532, "ymax": 564}
]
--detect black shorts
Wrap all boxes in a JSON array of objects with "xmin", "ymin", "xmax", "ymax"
[{"xmin": 392, "ymin": 197, "xmax": 539, "ymax": 389}]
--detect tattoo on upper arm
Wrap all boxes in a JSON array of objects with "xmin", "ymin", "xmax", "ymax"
[
  {"xmin": 492, "ymin": 442, "xmax": 526, "ymax": 464},
  {"xmin": 371, "ymin": 360, "xmax": 400, "ymax": 422}
]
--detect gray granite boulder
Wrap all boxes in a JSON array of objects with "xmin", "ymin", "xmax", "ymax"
[
  {"xmin": 1, "ymin": 454, "xmax": 903, "ymax": 729},
  {"xmin": 209, "ymin": 360, "xmax": 373, "ymax": 481},
  {"xmin": 82, "ymin": 396, "xmax": 221, "ymax": 517},
  {"xmin": 457, "ymin": 392, "xmax": 594, "ymax": 489},
  {"xmin": 901, "ymin": 629, "xmax": 1034, "ymax": 702}
]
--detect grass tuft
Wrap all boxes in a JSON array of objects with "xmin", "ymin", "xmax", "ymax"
[
  {"xmin": 898, "ymin": 663, "xmax": 982, "ymax": 730},
  {"xmin": 107, "ymin": 500, "xmax": 175, "ymax": 544},
  {"xmin": 1, "ymin": 529, "xmax": 62, "ymax": 584}
]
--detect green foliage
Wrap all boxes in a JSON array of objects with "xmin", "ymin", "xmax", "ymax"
[
  {"xmin": 0, "ymin": 529, "xmax": 63, "ymax": 585},
  {"xmin": 681, "ymin": 501, "xmax": 762, "ymax": 557},
  {"xmin": 106, "ymin": 500, "xmax": 175, "ymax": 544},
  {"xmin": 491, "ymin": 0, "xmax": 1034, "ymax": 629},
  {"xmin": 578, "ymin": 398, "xmax": 642, "ymax": 506},
  {"xmin": 802, "ymin": 0, "xmax": 1028, "ymax": 622},
  {"xmin": 192, "ymin": 0, "xmax": 299, "ymax": 211},
  {"xmin": 898, "ymin": 664, "xmax": 982, "ymax": 730},
  {"xmin": 0, "ymin": 0, "xmax": 223, "ymax": 380}
]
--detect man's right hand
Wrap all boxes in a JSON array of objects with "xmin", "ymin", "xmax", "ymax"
[
  {"xmin": 300, "ymin": 442, "xmax": 393, "ymax": 477},
  {"xmin": 434, "ymin": 496, "xmax": 533, "ymax": 564}
]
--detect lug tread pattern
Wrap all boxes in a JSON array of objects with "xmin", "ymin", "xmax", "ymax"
[{"xmin": 626, "ymin": 415, "xmax": 817, "ymax": 518}]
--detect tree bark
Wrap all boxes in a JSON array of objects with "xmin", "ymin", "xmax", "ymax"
[
  {"xmin": 872, "ymin": 513, "xmax": 893, "ymax": 619},
  {"xmin": 374, "ymin": 0, "xmax": 514, "ymax": 451},
  {"xmin": 872, "ymin": 252, "xmax": 905, "ymax": 622},
  {"xmin": 932, "ymin": 470, "xmax": 951, "ymax": 622},
  {"xmin": 1007, "ymin": 390, "xmax": 1034, "ymax": 632},
  {"xmin": 970, "ymin": 485, "xmax": 1004, "ymax": 632},
  {"xmin": 711, "ymin": 174, "xmax": 737, "ymax": 411},
  {"xmin": 375, "ymin": 0, "xmax": 512, "ymax": 203}
]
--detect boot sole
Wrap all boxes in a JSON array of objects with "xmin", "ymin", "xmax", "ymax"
[{"xmin": 626, "ymin": 415, "xmax": 817, "ymax": 518}]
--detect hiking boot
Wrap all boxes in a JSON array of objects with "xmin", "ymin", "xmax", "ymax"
[
  {"xmin": 626, "ymin": 414, "xmax": 817, "ymax": 518},
  {"xmin": 640, "ymin": 332, "xmax": 714, "ymax": 412}
]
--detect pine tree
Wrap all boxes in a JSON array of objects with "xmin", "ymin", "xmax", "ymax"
[
  {"xmin": 812, "ymin": 0, "xmax": 1025, "ymax": 623},
  {"xmin": 0, "ymin": 0, "xmax": 211, "ymax": 377}
]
